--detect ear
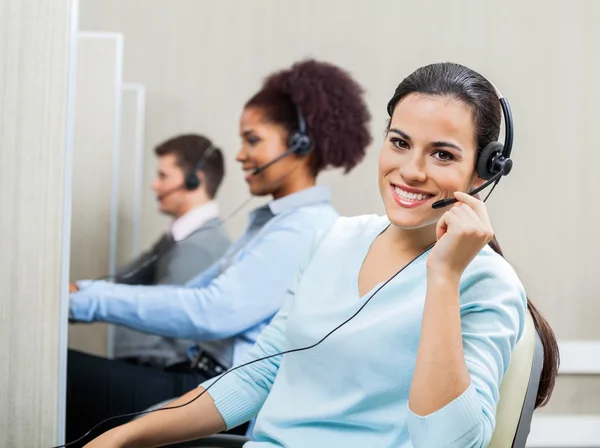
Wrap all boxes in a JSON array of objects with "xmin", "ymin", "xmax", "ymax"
[
  {"xmin": 195, "ymin": 170, "xmax": 207, "ymax": 190},
  {"xmin": 471, "ymin": 173, "xmax": 486, "ymax": 189}
]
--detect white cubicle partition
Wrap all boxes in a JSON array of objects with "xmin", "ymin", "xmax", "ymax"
[
  {"xmin": 117, "ymin": 83, "xmax": 146, "ymax": 265},
  {"xmin": 68, "ymin": 32, "xmax": 123, "ymax": 358}
]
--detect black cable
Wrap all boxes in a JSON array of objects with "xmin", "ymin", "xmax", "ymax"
[
  {"xmin": 52, "ymin": 243, "xmax": 433, "ymax": 448},
  {"xmin": 482, "ymin": 178, "xmax": 501, "ymax": 203}
]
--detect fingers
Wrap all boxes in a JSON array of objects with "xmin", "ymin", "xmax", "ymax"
[
  {"xmin": 453, "ymin": 191, "xmax": 492, "ymax": 227},
  {"xmin": 436, "ymin": 207, "xmax": 462, "ymax": 241},
  {"xmin": 451, "ymin": 202, "xmax": 480, "ymax": 224},
  {"xmin": 448, "ymin": 201, "xmax": 493, "ymax": 242}
]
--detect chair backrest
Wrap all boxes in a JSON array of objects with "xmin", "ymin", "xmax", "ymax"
[{"xmin": 488, "ymin": 311, "xmax": 544, "ymax": 448}]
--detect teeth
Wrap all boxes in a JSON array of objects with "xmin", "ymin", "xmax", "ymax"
[{"xmin": 394, "ymin": 186, "xmax": 430, "ymax": 201}]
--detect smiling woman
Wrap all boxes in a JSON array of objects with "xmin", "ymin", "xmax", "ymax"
[
  {"xmin": 238, "ymin": 61, "xmax": 371, "ymax": 199},
  {"xmin": 81, "ymin": 62, "xmax": 558, "ymax": 448}
]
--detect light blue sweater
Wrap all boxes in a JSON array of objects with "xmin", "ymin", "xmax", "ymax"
[{"xmin": 201, "ymin": 215, "xmax": 527, "ymax": 448}]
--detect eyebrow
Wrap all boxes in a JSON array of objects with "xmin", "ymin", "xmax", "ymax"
[{"xmin": 388, "ymin": 127, "xmax": 463, "ymax": 152}]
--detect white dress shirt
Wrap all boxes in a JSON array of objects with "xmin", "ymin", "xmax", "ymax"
[{"xmin": 170, "ymin": 201, "xmax": 220, "ymax": 242}]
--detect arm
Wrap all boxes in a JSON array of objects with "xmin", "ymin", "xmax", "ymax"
[
  {"xmin": 407, "ymin": 263, "xmax": 525, "ymax": 448},
  {"xmin": 70, "ymin": 223, "xmax": 318, "ymax": 340},
  {"xmin": 83, "ymin": 229, "xmax": 327, "ymax": 448},
  {"xmin": 407, "ymin": 192, "xmax": 526, "ymax": 447},
  {"xmin": 85, "ymin": 259, "xmax": 301, "ymax": 447},
  {"xmin": 85, "ymin": 388, "xmax": 225, "ymax": 448},
  {"xmin": 409, "ymin": 273, "xmax": 470, "ymax": 414}
]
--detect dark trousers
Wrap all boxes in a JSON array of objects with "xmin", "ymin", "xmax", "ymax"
[{"xmin": 66, "ymin": 349, "xmax": 247, "ymax": 447}]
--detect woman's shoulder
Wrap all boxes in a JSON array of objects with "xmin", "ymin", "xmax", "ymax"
[
  {"xmin": 461, "ymin": 245, "xmax": 528, "ymax": 309},
  {"xmin": 303, "ymin": 214, "xmax": 388, "ymax": 263},
  {"xmin": 325, "ymin": 214, "xmax": 389, "ymax": 240}
]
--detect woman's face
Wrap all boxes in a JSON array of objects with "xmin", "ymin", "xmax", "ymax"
[
  {"xmin": 237, "ymin": 107, "xmax": 299, "ymax": 198},
  {"xmin": 379, "ymin": 93, "xmax": 484, "ymax": 230}
]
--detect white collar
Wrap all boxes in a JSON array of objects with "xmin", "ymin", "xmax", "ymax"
[{"xmin": 170, "ymin": 201, "xmax": 220, "ymax": 242}]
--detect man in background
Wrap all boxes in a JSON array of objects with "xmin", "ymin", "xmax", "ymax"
[{"xmin": 71, "ymin": 133, "xmax": 230, "ymax": 368}]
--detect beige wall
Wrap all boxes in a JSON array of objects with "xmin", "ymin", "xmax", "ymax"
[
  {"xmin": 0, "ymin": 0, "xmax": 76, "ymax": 445},
  {"xmin": 78, "ymin": 0, "xmax": 600, "ymax": 419}
]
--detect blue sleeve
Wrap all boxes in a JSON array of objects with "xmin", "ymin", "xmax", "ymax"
[
  {"xmin": 197, "ymin": 228, "xmax": 328, "ymax": 429},
  {"xmin": 69, "ymin": 223, "xmax": 325, "ymax": 341},
  {"xmin": 406, "ymin": 254, "xmax": 527, "ymax": 448},
  {"xmin": 198, "ymin": 289, "xmax": 293, "ymax": 429}
]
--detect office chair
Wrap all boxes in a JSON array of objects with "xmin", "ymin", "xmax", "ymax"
[{"xmin": 489, "ymin": 310, "xmax": 544, "ymax": 448}]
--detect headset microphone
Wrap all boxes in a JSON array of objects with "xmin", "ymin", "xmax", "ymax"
[
  {"xmin": 251, "ymin": 147, "xmax": 299, "ymax": 175},
  {"xmin": 430, "ymin": 90, "xmax": 515, "ymax": 210},
  {"xmin": 431, "ymin": 159, "xmax": 512, "ymax": 209},
  {"xmin": 156, "ymin": 184, "xmax": 185, "ymax": 201}
]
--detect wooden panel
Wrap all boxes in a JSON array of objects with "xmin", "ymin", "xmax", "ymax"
[
  {"xmin": 0, "ymin": 0, "xmax": 75, "ymax": 445},
  {"xmin": 68, "ymin": 32, "xmax": 123, "ymax": 357}
]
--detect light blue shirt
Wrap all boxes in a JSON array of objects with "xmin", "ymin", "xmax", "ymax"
[
  {"xmin": 70, "ymin": 186, "xmax": 339, "ymax": 368},
  {"xmin": 201, "ymin": 214, "xmax": 527, "ymax": 447}
]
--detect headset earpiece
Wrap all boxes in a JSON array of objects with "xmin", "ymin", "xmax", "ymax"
[
  {"xmin": 476, "ymin": 141, "xmax": 504, "ymax": 180},
  {"xmin": 183, "ymin": 145, "xmax": 217, "ymax": 191},
  {"xmin": 250, "ymin": 103, "xmax": 313, "ymax": 177},
  {"xmin": 184, "ymin": 171, "xmax": 201, "ymax": 190},
  {"xmin": 288, "ymin": 132, "xmax": 313, "ymax": 156},
  {"xmin": 288, "ymin": 104, "xmax": 313, "ymax": 156},
  {"xmin": 432, "ymin": 84, "xmax": 514, "ymax": 209}
]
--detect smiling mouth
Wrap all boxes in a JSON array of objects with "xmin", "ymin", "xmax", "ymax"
[
  {"xmin": 391, "ymin": 184, "xmax": 434, "ymax": 207},
  {"xmin": 243, "ymin": 167, "xmax": 257, "ymax": 181}
]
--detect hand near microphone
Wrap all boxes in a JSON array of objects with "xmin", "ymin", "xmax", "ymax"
[{"xmin": 426, "ymin": 191, "xmax": 494, "ymax": 280}]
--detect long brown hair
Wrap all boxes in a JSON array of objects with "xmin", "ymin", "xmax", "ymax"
[
  {"xmin": 488, "ymin": 236, "xmax": 559, "ymax": 407},
  {"xmin": 387, "ymin": 62, "xmax": 559, "ymax": 407}
]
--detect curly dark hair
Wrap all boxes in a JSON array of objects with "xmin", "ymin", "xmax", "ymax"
[{"xmin": 245, "ymin": 59, "xmax": 372, "ymax": 174}]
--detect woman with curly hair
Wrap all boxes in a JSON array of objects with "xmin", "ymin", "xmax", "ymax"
[
  {"xmin": 66, "ymin": 59, "xmax": 372, "ymax": 444},
  {"xmin": 82, "ymin": 61, "xmax": 558, "ymax": 448}
]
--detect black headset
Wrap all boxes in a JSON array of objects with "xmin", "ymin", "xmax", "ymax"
[
  {"xmin": 432, "ymin": 83, "xmax": 513, "ymax": 208},
  {"xmin": 288, "ymin": 104, "xmax": 313, "ymax": 156},
  {"xmin": 183, "ymin": 145, "xmax": 217, "ymax": 191},
  {"xmin": 251, "ymin": 103, "xmax": 313, "ymax": 176},
  {"xmin": 475, "ymin": 85, "xmax": 514, "ymax": 180}
]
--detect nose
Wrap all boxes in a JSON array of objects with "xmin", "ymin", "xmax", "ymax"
[
  {"xmin": 151, "ymin": 177, "xmax": 160, "ymax": 192},
  {"xmin": 236, "ymin": 145, "xmax": 248, "ymax": 163},
  {"xmin": 399, "ymin": 152, "xmax": 427, "ymax": 184}
]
